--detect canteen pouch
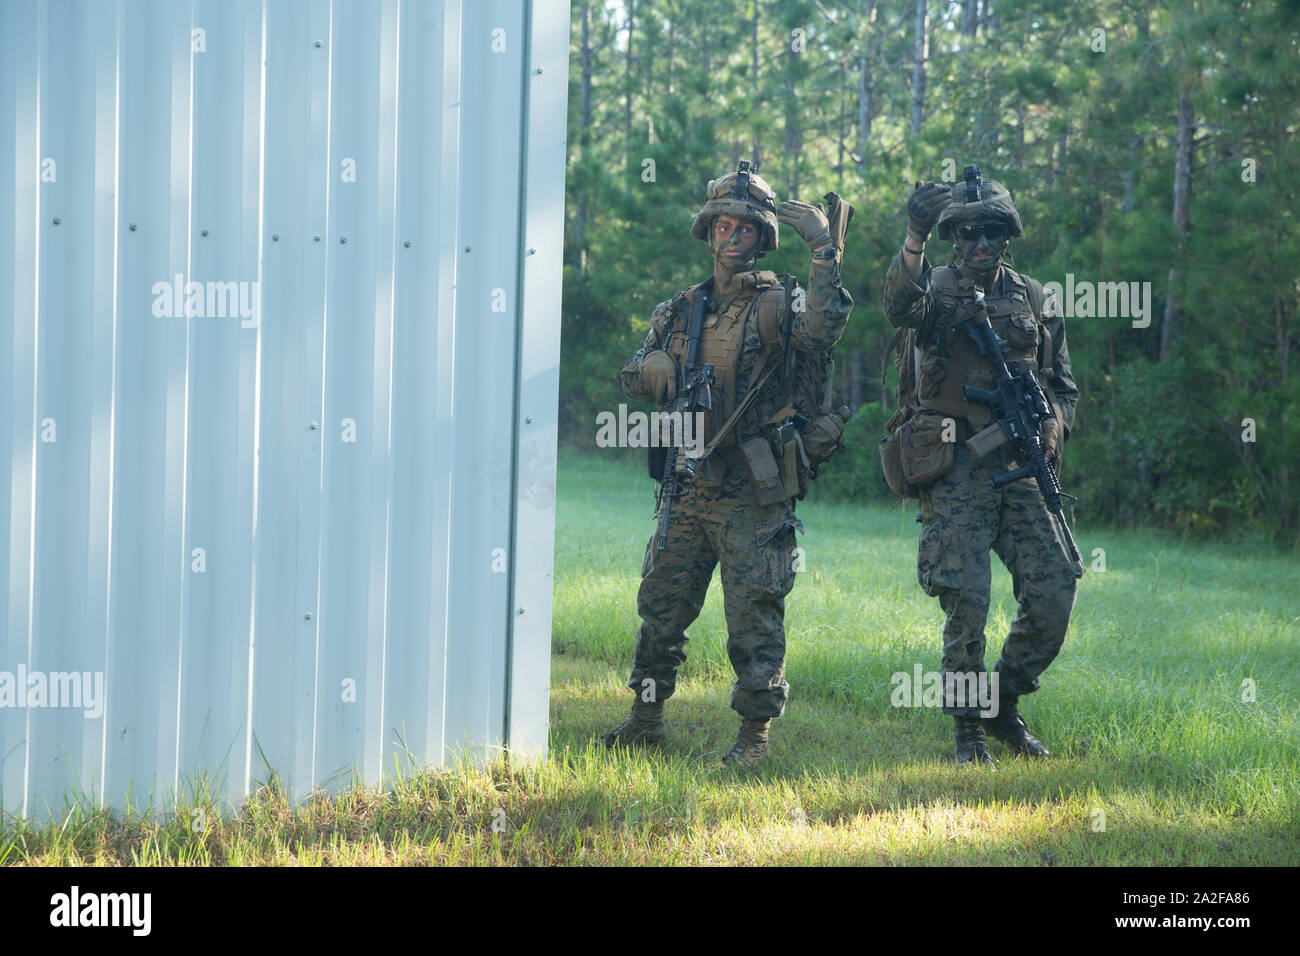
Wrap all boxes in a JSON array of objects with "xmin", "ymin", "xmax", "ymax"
[
  {"xmin": 901, "ymin": 411, "xmax": 956, "ymax": 487},
  {"xmin": 800, "ymin": 411, "xmax": 847, "ymax": 470},
  {"xmin": 741, "ymin": 433, "xmax": 788, "ymax": 505}
]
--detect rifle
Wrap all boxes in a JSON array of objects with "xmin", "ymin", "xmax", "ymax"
[
  {"xmin": 954, "ymin": 288, "xmax": 1085, "ymax": 576},
  {"xmin": 655, "ymin": 282, "xmax": 715, "ymax": 550}
]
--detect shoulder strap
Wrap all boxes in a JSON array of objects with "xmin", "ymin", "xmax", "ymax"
[{"xmin": 1022, "ymin": 272, "xmax": 1045, "ymax": 323}]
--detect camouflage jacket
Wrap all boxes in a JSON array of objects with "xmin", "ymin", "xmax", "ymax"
[
  {"xmin": 622, "ymin": 257, "xmax": 853, "ymax": 450},
  {"xmin": 881, "ymin": 250, "xmax": 1078, "ymax": 435}
]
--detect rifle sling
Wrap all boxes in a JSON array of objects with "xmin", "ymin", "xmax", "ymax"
[{"xmin": 690, "ymin": 350, "xmax": 780, "ymax": 463}]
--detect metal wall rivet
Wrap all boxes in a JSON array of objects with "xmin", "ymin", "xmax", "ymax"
[
  {"xmin": 201, "ymin": 229, "xmax": 209, "ymax": 237},
  {"xmin": 403, "ymin": 240, "xmax": 411, "ymax": 248},
  {"xmin": 129, "ymin": 223, "xmax": 137, "ymax": 231},
  {"xmin": 340, "ymin": 236, "xmax": 347, "ymax": 244},
  {"xmin": 314, "ymin": 40, "xmax": 322, "ymax": 48},
  {"xmin": 518, "ymin": 607, "xmax": 525, "ymax": 615},
  {"xmin": 310, "ymin": 421, "xmax": 319, "ymax": 430},
  {"xmin": 525, "ymin": 416, "xmax": 533, "ymax": 424},
  {"xmin": 535, "ymin": 67, "xmax": 543, "ymax": 75},
  {"xmin": 52, "ymin": 217, "xmax": 61, "ymax": 225},
  {"xmin": 464, "ymin": 246, "xmax": 471, "ymax": 253},
  {"xmin": 272, "ymin": 233, "xmax": 279, "ymax": 241},
  {"xmin": 305, "ymin": 612, "xmax": 313, "ymax": 620},
  {"xmin": 526, "ymin": 247, "xmax": 536, "ymax": 256},
  {"xmin": 313, "ymin": 234, "xmax": 321, "ymax": 242}
]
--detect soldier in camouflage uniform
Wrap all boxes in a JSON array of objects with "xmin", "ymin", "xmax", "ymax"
[
  {"xmin": 881, "ymin": 172, "xmax": 1082, "ymax": 766},
  {"xmin": 602, "ymin": 165, "xmax": 853, "ymax": 766}
]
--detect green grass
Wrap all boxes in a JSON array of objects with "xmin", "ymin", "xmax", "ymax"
[{"xmin": 3, "ymin": 449, "xmax": 1297, "ymax": 865}]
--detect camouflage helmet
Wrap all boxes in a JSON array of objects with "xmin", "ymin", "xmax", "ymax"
[
  {"xmin": 690, "ymin": 162, "xmax": 779, "ymax": 252},
  {"xmin": 935, "ymin": 175, "xmax": 1023, "ymax": 241}
]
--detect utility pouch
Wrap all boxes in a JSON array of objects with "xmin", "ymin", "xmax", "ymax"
[
  {"xmin": 965, "ymin": 422, "xmax": 1008, "ymax": 459},
  {"xmin": 879, "ymin": 407, "xmax": 914, "ymax": 498},
  {"xmin": 741, "ymin": 433, "xmax": 787, "ymax": 505},
  {"xmin": 900, "ymin": 411, "xmax": 956, "ymax": 487}
]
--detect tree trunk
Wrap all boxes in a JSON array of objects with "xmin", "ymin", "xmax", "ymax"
[
  {"xmin": 857, "ymin": 54, "xmax": 871, "ymax": 174},
  {"xmin": 1160, "ymin": 86, "xmax": 1194, "ymax": 363},
  {"xmin": 1122, "ymin": 135, "xmax": 1138, "ymax": 213},
  {"xmin": 910, "ymin": 0, "xmax": 927, "ymax": 134},
  {"xmin": 667, "ymin": 22, "xmax": 675, "ymax": 96},
  {"xmin": 837, "ymin": 57, "xmax": 846, "ymax": 185},
  {"xmin": 961, "ymin": 0, "xmax": 978, "ymax": 35},
  {"xmin": 574, "ymin": 0, "xmax": 591, "ymax": 271},
  {"xmin": 848, "ymin": 346, "xmax": 865, "ymax": 411},
  {"xmin": 624, "ymin": 0, "xmax": 635, "ymax": 146},
  {"xmin": 857, "ymin": 2, "xmax": 876, "ymax": 174}
]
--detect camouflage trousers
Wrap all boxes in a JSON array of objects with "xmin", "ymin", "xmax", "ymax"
[
  {"xmin": 628, "ymin": 464, "xmax": 801, "ymax": 720},
  {"xmin": 917, "ymin": 443, "xmax": 1079, "ymax": 716}
]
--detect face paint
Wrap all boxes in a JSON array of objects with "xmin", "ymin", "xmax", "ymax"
[
  {"xmin": 710, "ymin": 218, "xmax": 760, "ymax": 274},
  {"xmin": 958, "ymin": 225, "xmax": 1007, "ymax": 278}
]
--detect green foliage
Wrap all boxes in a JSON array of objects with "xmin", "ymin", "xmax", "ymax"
[{"xmin": 563, "ymin": 0, "xmax": 1300, "ymax": 541}]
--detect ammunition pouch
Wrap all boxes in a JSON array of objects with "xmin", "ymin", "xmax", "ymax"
[
  {"xmin": 740, "ymin": 433, "xmax": 789, "ymax": 505},
  {"xmin": 648, "ymin": 444, "xmax": 667, "ymax": 481}
]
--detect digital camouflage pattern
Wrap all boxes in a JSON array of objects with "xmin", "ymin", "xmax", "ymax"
[
  {"xmin": 882, "ymin": 236, "xmax": 1078, "ymax": 719},
  {"xmin": 690, "ymin": 168, "xmax": 781, "ymax": 251},
  {"xmin": 916, "ymin": 443, "xmax": 1078, "ymax": 715},
  {"xmin": 618, "ymin": 257, "xmax": 850, "ymax": 721},
  {"xmin": 627, "ymin": 465, "xmax": 801, "ymax": 718},
  {"xmin": 934, "ymin": 177, "xmax": 1024, "ymax": 240}
]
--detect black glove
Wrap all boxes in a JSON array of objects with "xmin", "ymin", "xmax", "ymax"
[{"xmin": 907, "ymin": 180, "xmax": 952, "ymax": 246}]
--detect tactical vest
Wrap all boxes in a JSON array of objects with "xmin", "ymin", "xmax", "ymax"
[
  {"xmin": 916, "ymin": 265, "xmax": 1053, "ymax": 427},
  {"xmin": 663, "ymin": 272, "xmax": 785, "ymax": 449}
]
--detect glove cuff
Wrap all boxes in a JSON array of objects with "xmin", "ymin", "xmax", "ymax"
[
  {"xmin": 808, "ymin": 233, "xmax": 835, "ymax": 254},
  {"xmin": 906, "ymin": 225, "xmax": 930, "ymax": 246}
]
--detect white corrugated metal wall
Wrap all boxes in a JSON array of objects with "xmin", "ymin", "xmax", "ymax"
[{"xmin": 0, "ymin": 0, "xmax": 568, "ymax": 820}]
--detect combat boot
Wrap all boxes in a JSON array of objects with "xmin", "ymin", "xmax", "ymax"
[
  {"xmin": 721, "ymin": 718, "xmax": 770, "ymax": 767},
  {"xmin": 601, "ymin": 698, "xmax": 667, "ymax": 750},
  {"xmin": 982, "ymin": 693, "xmax": 1049, "ymax": 757},
  {"xmin": 953, "ymin": 716, "xmax": 995, "ymax": 768}
]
